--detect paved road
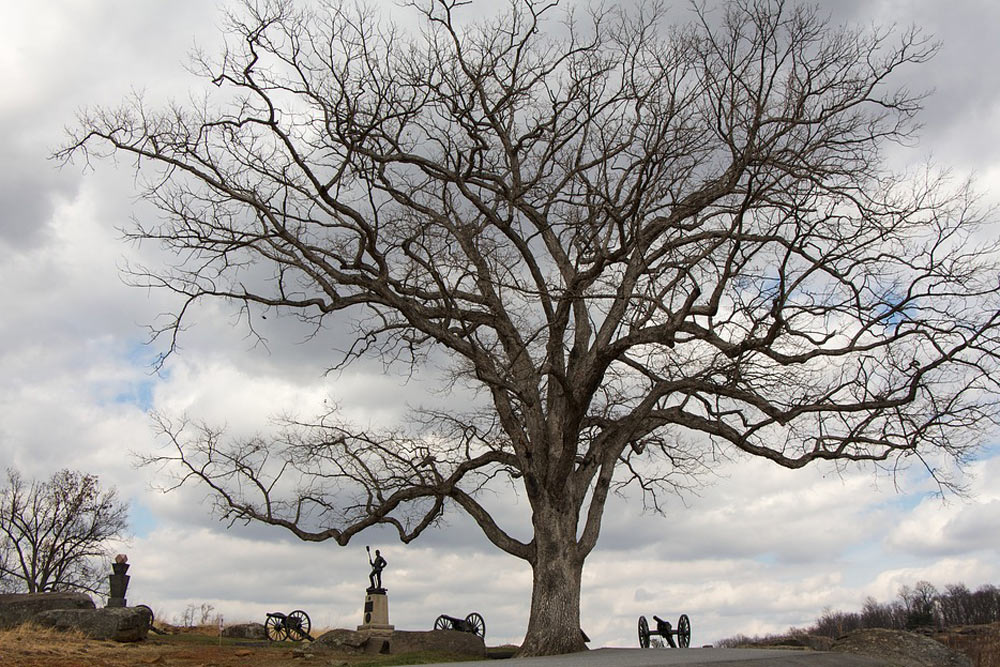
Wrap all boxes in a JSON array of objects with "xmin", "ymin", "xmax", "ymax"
[{"xmin": 403, "ymin": 647, "xmax": 890, "ymax": 666}]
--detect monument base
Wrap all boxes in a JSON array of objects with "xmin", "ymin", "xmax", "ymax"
[
  {"xmin": 359, "ymin": 623, "xmax": 395, "ymax": 633},
  {"xmin": 357, "ymin": 590, "xmax": 394, "ymax": 632}
]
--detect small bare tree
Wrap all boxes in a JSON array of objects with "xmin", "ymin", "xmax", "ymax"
[
  {"xmin": 179, "ymin": 602, "xmax": 218, "ymax": 628},
  {"xmin": 60, "ymin": 0, "xmax": 1000, "ymax": 654},
  {"xmin": 0, "ymin": 469, "xmax": 129, "ymax": 595}
]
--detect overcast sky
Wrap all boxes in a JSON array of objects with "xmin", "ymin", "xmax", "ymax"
[{"xmin": 2, "ymin": 0, "xmax": 1000, "ymax": 649}]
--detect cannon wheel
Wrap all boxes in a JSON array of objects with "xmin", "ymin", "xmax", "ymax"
[
  {"xmin": 265, "ymin": 614, "xmax": 288, "ymax": 642},
  {"xmin": 286, "ymin": 610, "xmax": 311, "ymax": 641},
  {"xmin": 465, "ymin": 612, "xmax": 485, "ymax": 639},
  {"xmin": 135, "ymin": 604, "xmax": 166, "ymax": 635},
  {"xmin": 134, "ymin": 604, "xmax": 154, "ymax": 625},
  {"xmin": 637, "ymin": 615, "xmax": 650, "ymax": 648},
  {"xmin": 677, "ymin": 614, "xmax": 691, "ymax": 648},
  {"xmin": 434, "ymin": 614, "xmax": 451, "ymax": 631}
]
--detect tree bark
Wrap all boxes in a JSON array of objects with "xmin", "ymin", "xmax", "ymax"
[{"xmin": 518, "ymin": 504, "xmax": 588, "ymax": 656}]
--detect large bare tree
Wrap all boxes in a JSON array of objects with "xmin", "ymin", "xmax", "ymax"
[
  {"xmin": 61, "ymin": 0, "xmax": 1000, "ymax": 654},
  {"xmin": 0, "ymin": 469, "xmax": 129, "ymax": 595}
]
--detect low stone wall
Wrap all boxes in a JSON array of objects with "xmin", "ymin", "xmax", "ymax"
[
  {"xmin": 0, "ymin": 592, "xmax": 95, "ymax": 630},
  {"xmin": 390, "ymin": 629, "xmax": 486, "ymax": 657},
  {"xmin": 314, "ymin": 627, "xmax": 485, "ymax": 657}
]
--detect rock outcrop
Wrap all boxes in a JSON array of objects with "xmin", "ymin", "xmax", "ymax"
[
  {"xmin": 314, "ymin": 628, "xmax": 486, "ymax": 657},
  {"xmin": 31, "ymin": 607, "xmax": 151, "ymax": 642},
  {"xmin": 834, "ymin": 628, "xmax": 972, "ymax": 667},
  {"xmin": 0, "ymin": 592, "xmax": 95, "ymax": 630},
  {"xmin": 314, "ymin": 628, "xmax": 370, "ymax": 653},
  {"xmin": 222, "ymin": 622, "xmax": 267, "ymax": 639},
  {"xmin": 389, "ymin": 629, "xmax": 486, "ymax": 657}
]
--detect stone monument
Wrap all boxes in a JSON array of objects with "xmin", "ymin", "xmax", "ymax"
[
  {"xmin": 107, "ymin": 553, "xmax": 130, "ymax": 608},
  {"xmin": 358, "ymin": 546, "xmax": 393, "ymax": 635}
]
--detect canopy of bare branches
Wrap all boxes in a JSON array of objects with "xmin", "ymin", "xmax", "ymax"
[
  {"xmin": 60, "ymin": 0, "xmax": 1000, "ymax": 654},
  {"xmin": 0, "ymin": 469, "xmax": 129, "ymax": 595}
]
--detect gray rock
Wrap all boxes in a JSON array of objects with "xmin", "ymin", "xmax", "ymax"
[
  {"xmin": 222, "ymin": 622, "xmax": 267, "ymax": 639},
  {"xmin": 390, "ymin": 629, "xmax": 486, "ymax": 657},
  {"xmin": 313, "ymin": 628, "xmax": 485, "ymax": 657},
  {"xmin": 314, "ymin": 628, "xmax": 369, "ymax": 653},
  {"xmin": 31, "ymin": 606, "xmax": 151, "ymax": 642},
  {"xmin": 0, "ymin": 592, "xmax": 95, "ymax": 630}
]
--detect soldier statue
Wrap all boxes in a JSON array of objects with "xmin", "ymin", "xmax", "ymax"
[{"xmin": 367, "ymin": 546, "xmax": 386, "ymax": 592}]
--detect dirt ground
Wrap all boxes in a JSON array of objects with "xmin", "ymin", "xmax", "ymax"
[{"xmin": 0, "ymin": 623, "xmax": 476, "ymax": 667}]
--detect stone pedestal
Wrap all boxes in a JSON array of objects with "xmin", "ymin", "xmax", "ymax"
[
  {"xmin": 357, "ymin": 589, "xmax": 394, "ymax": 633},
  {"xmin": 107, "ymin": 562, "xmax": 130, "ymax": 608}
]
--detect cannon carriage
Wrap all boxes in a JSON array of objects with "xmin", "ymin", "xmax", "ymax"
[
  {"xmin": 264, "ymin": 609, "xmax": 314, "ymax": 642},
  {"xmin": 637, "ymin": 613, "xmax": 690, "ymax": 648},
  {"xmin": 433, "ymin": 612, "xmax": 486, "ymax": 639}
]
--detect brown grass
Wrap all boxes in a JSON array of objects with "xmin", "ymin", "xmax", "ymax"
[
  {"xmin": 936, "ymin": 624, "xmax": 1000, "ymax": 667},
  {"xmin": 0, "ymin": 623, "xmax": 103, "ymax": 667},
  {"xmin": 0, "ymin": 622, "xmax": 484, "ymax": 667},
  {"xmin": 1, "ymin": 622, "xmax": 87, "ymax": 642}
]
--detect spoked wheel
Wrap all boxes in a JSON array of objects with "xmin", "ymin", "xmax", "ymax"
[
  {"xmin": 434, "ymin": 614, "xmax": 450, "ymax": 631},
  {"xmin": 286, "ymin": 610, "xmax": 312, "ymax": 641},
  {"xmin": 465, "ymin": 612, "xmax": 485, "ymax": 639},
  {"xmin": 265, "ymin": 614, "xmax": 287, "ymax": 642},
  {"xmin": 677, "ymin": 614, "xmax": 691, "ymax": 648},
  {"xmin": 637, "ymin": 615, "xmax": 650, "ymax": 648}
]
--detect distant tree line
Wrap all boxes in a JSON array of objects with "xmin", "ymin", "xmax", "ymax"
[
  {"xmin": 812, "ymin": 581, "xmax": 1000, "ymax": 637},
  {"xmin": 717, "ymin": 581, "xmax": 1000, "ymax": 647}
]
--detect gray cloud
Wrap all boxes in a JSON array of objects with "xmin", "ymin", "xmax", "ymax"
[{"xmin": 0, "ymin": 134, "xmax": 76, "ymax": 250}]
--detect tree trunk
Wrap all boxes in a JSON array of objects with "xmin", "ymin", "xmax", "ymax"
[{"xmin": 517, "ymin": 506, "xmax": 588, "ymax": 656}]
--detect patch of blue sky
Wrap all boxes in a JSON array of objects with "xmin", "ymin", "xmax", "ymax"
[
  {"xmin": 113, "ymin": 380, "xmax": 156, "ymax": 412},
  {"xmin": 125, "ymin": 340, "xmax": 171, "ymax": 377},
  {"xmin": 129, "ymin": 499, "xmax": 158, "ymax": 539},
  {"xmin": 108, "ymin": 340, "xmax": 171, "ymax": 411},
  {"xmin": 869, "ymin": 489, "xmax": 928, "ymax": 514},
  {"xmin": 970, "ymin": 441, "xmax": 1000, "ymax": 462}
]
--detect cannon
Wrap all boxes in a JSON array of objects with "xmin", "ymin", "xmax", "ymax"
[
  {"xmin": 134, "ymin": 604, "xmax": 167, "ymax": 635},
  {"xmin": 264, "ymin": 609, "xmax": 313, "ymax": 642},
  {"xmin": 637, "ymin": 613, "xmax": 690, "ymax": 648},
  {"xmin": 433, "ymin": 612, "xmax": 486, "ymax": 639}
]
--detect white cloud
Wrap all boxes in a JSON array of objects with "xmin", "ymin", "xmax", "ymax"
[
  {"xmin": 885, "ymin": 457, "xmax": 1000, "ymax": 557},
  {"xmin": 865, "ymin": 557, "xmax": 1000, "ymax": 603}
]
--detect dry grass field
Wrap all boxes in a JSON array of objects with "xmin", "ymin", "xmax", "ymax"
[
  {"xmin": 935, "ymin": 624, "xmax": 1000, "ymax": 667},
  {"xmin": 0, "ymin": 623, "xmax": 481, "ymax": 667}
]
